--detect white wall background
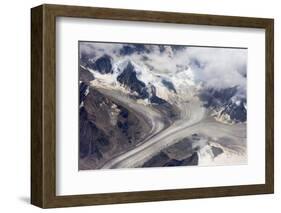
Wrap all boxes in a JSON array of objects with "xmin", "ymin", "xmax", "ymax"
[{"xmin": 0, "ymin": 0, "xmax": 279, "ymax": 212}]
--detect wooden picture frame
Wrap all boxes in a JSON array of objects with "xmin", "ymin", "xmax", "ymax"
[{"xmin": 31, "ymin": 4, "xmax": 274, "ymax": 208}]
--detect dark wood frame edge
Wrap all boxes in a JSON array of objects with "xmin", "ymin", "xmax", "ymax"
[{"xmin": 31, "ymin": 4, "xmax": 274, "ymax": 208}]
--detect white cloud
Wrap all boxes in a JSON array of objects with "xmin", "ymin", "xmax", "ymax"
[
  {"xmin": 79, "ymin": 42, "xmax": 123, "ymax": 58},
  {"xmin": 185, "ymin": 47, "xmax": 247, "ymax": 92}
]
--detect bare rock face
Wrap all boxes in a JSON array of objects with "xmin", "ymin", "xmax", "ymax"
[
  {"xmin": 79, "ymin": 86, "xmax": 150, "ymax": 170},
  {"xmin": 79, "ymin": 66, "xmax": 95, "ymax": 82},
  {"xmin": 84, "ymin": 54, "xmax": 113, "ymax": 74},
  {"xmin": 199, "ymin": 86, "xmax": 247, "ymax": 123},
  {"xmin": 142, "ymin": 150, "xmax": 198, "ymax": 168},
  {"xmin": 117, "ymin": 62, "xmax": 149, "ymax": 99},
  {"xmin": 141, "ymin": 137, "xmax": 199, "ymax": 168}
]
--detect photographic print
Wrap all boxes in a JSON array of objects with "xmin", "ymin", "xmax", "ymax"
[{"xmin": 79, "ymin": 42, "xmax": 247, "ymax": 170}]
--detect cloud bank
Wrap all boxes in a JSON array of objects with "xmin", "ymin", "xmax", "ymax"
[{"xmin": 80, "ymin": 42, "xmax": 247, "ymax": 94}]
